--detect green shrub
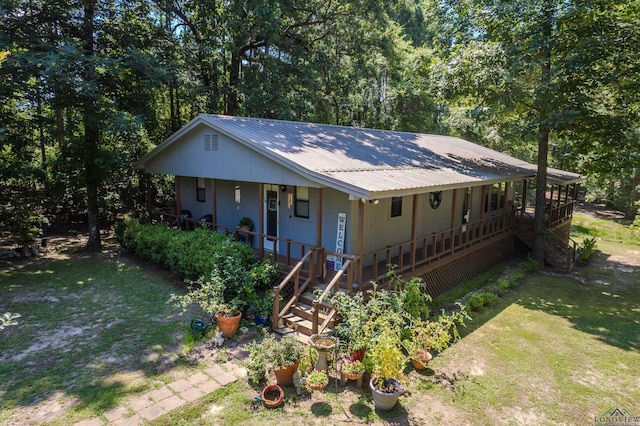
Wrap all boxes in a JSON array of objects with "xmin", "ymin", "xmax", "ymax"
[
  {"xmin": 578, "ymin": 237, "xmax": 598, "ymax": 263},
  {"xmin": 498, "ymin": 279, "xmax": 511, "ymax": 295},
  {"xmin": 467, "ymin": 292, "xmax": 498, "ymax": 311},
  {"xmin": 522, "ymin": 255, "xmax": 538, "ymax": 272},
  {"xmin": 117, "ymin": 220, "xmax": 263, "ymax": 296},
  {"xmin": 467, "ymin": 294, "xmax": 485, "ymax": 311}
]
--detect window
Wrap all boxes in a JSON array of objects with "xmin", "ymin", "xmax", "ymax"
[
  {"xmin": 196, "ymin": 177, "xmax": 206, "ymax": 202},
  {"xmin": 294, "ymin": 186, "xmax": 309, "ymax": 218},
  {"xmin": 391, "ymin": 196, "xmax": 402, "ymax": 217},
  {"xmin": 484, "ymin": 183, "xmax": 505, "ymax": 213}
]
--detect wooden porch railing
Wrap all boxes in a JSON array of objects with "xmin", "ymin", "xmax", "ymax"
[
  {"xmin": 360, "ymin": 210, "xmax": 514, "ymax": 286},
  {"xmin": 547, "ymin": 201, "xmax": 575, "ymax": 228}
]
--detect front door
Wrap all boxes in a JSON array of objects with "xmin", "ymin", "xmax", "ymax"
[{"xmin": 264, "ymin": 185, "xmax": 279, "ymax": 252}]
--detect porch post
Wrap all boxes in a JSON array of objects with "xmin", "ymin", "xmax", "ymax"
[
  {"xmin": 357, "ymin": 199, "xmax": 364, "ymax": 285},
  {"xmin": 175, "ymin": 176, "xmax": 181, "ymax": 227},
  {"xmin": 480, "ymin": 185, "xmax": 486, "ymax": 239},
  {"xmin": 258, "ymin": 183, "xmax": 264, "ymax": 256},
  {"xmin": 411, "ymin": 194, "xmax": 418, "ymax": 271},
  {"xmin": 521, "ymin": 179, "xmax": 528, "ymax": 214},
  {"xmin": 211, "ymin": 179, "xmax": 217, "ymax": 225},
  {"xmin": 316, "ymin": 188, "xmax": 323, "ymax": 247},
  {"xmin": 450, "ymin": 189, "xmax": 457, "ymax": 254}
]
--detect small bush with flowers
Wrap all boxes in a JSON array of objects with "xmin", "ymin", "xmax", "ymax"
[
  {"xmin": 340, "ymin": 358, "xmax": 365, "ymax": 376},
  {"xmin": 305, "ymin": 369, "xmax": 329, "ymax": 389}
]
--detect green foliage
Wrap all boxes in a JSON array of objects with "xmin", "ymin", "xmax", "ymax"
[
  {"xmin": 578, "ymin": 237, "xmax": 598, "ymax": 264},
  {"xmin": 388, "ymin": 268, "xmax": 432, "ymax": 319},
  {"xmin": 340, "ymin": 359, "xmax": 365, "ymax": 375},
  {"xmin": 249, "ymin": 259, "xmax": 278, "ymax": 291},
  {"xmin": 305, "ymin": 369, "xmax": 328, "ymax": 387},
  {"xmin": 403, "ymin": 304, "xmax": 470, "ymax": 357},
  {"xmin": 467, "ymin": 292, "xmax": 498, "ymax": 312},
  {"xmin": 169, "ymin": 271, "xmax": 243, "ymax": 319},
  {"xmin": 330, "ymin": 291, "xmax": 369, "ymax": 352},
  {"xmin": 369, "ymin": 327, "xmax": 407, "ymax": 389},
  {"xmin": 244, "ymin": 331, "xmax": 305, "ymax": 383},
  {"xmin": 522, "ymin": 256, "xmax": 539, "ymax": 273}
]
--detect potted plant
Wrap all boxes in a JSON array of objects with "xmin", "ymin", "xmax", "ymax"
[
  {"xmin": 305, "ymin": 369, "xmax": 329, "ymax": 391},
  {"xmin": 340, "ymin": 358, "xmax": 365, "ymax": 380},
  {"xmin": 403, "ymin": 304, "xmax": 470, "ymax": 370},
  {"xmin": 330, "ymin": 291, "xmax": 369, "ymax": 359},
  {"xmin": 169, "ymin": 271, "xmax": 243, "ymax": 338},
  {"xmin": 245, "ymin": 331, "xmax": 305, "ymax": 386},
  {"xmin": 239, "ymin": 216, "xmax": 254, "ymax": 231},
  {"xmin": 249, "ymin": 289, "xmax": 278, "ymax": 327},
  {"xmin": 368, "ymin": 326, "xmax": 407, "ymax": 411}
]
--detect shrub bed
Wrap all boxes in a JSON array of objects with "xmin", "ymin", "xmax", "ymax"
[{"xmin": 116, "ymin": 219, "xmax": 257, "ymax": 281}]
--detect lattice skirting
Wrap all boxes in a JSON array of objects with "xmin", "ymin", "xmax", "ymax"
[{"xmin": 419, "ymin": 235, "xmax": 513, "ymax": 297}]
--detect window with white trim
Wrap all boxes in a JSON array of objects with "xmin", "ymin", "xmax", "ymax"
[
  {"xmin": 391, "ymin": 196, "xmax": 403, "ymax": 217},
  {"xmin": 196, "ymin": 177, "xmax": 206, "ymax": 202},
  {"xmin": 294, "ymin": 186, "xmax": 309, "ymax": 218}
]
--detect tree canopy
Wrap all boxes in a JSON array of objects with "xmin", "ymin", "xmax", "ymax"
[{"xmin": 1, "ymin": 0, "xmax": 638, "ymax": 251}]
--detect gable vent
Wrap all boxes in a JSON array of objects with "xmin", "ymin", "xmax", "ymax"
[{"xmin": 204, "ymin": 134, "xmax": 219, "ymax": 151}]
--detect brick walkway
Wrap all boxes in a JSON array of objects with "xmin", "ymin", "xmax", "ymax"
[{"xmin": 73, "ymin": 361, "xmax": 247, "ymax": 426}]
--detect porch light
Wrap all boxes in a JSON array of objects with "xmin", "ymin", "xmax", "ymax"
[
  {"xmin": 280, "ymin": 185, "xmax": 287, "ymax": 192},
  {"xmin": 234, "ymin": 185, "xmax": 241, "ymax": 203},
  {"xmin": 368, "ymin": 199, "xmax": 379, "ymax": 205}
]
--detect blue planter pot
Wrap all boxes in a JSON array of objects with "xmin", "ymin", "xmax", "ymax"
[{"xmin": 255, "ymin": 313, "xmax": 271, "ymax": 326}]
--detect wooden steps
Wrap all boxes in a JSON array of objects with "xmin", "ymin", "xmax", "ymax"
[{"xmin": 274, "ymin": 282, "xmax": 347, "ymax": 337}]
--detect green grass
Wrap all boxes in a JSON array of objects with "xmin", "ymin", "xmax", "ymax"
[
  {"xmin": 0, "ymin": 254, "xmax": 188, "ymax": 424},
  {"xmin": 571, "ymin": 213, "xmax": 639, "ymax": 246},
  {"xmin": 1, "ymin": 212, "xmax": 638, "ymax": 425}
]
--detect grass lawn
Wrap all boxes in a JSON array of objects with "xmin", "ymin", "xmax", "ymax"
[
  {"xmin": 0, "ymin": 212, "xmax": 638, "ymax": 425},
  {"xmin": 0, "ymin": 242, "xmax": 194, "ymax": 425}
]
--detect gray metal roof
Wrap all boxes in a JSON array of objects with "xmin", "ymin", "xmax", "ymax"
[{"xmin": 137, "ymin": 114, "xmax": 582, "ymax": 199}]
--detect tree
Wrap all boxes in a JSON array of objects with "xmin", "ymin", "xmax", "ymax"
[
  {"xmin": 1, "ymin": 0, "xmax": 168, "ymax": 249},
  {"xmin": 431, "ymin": 0, "xmax": 640, "ymax": 264}
]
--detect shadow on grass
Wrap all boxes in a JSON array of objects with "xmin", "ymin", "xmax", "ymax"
[
  {"xmin": 451, "ymin": 252, "xmax": 639, "ymax": 352},
  {"xmin": 515, "ymin": 269, "xmax": 640, "ymax": 351},
  {"xmin": 0, "ymin": 254, "xmax": 188, "ymax": 418}
]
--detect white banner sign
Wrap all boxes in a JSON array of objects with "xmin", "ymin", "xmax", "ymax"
[{"xmin": 330, "ymin": 212, "xmax": 347, "ymax": 271}]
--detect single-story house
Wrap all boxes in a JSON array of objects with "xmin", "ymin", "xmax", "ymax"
[{"xmin": 135, "ymin": 114, "xmax": 582, "ymax": 335}]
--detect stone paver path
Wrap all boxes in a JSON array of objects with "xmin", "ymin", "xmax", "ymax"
[{"xmin": 73, "ymin": 361, "xmax": 247, "ymax": 426}]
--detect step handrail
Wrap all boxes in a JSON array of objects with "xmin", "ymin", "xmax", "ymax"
[
  {"xmin": 544, "ymin": 229, "xmax": 578, "ymax": 270},
  {"xmin": 272, "ymin": 250, "xmax": 315, "ymax": 330},
  {"xmin": 312, "ymin": 258, "xmax": 352, "ymax": 335}
]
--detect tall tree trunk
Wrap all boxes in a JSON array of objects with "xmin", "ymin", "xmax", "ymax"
[
  {"xmin": 82, "ymin": 0, "xmax": 101, "ymax": 252},
  {"xmin": 226, "ymin": 51, "xmax": 241, "ymax": 116},
  {"xmin": 533, "ymin": 1, "xmax": 553, "ymax": 268}
]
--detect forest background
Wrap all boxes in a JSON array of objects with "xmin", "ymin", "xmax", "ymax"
[{"xmin": 1, "ymin": 0, "xmax": 638, "ymax": 250}]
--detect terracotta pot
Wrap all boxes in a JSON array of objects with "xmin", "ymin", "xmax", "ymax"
[
  {"xmin": 343, "ymin": 370, "xmax": 364, "ymax": 381},
  {"xmin": 411, "ymin": 350, "xmax": 433, "ymax": 370},
  {"xmin": 370, "ymin": 378, "xmax": 403, "ymax": 411},
  {"xmin": 261, "ymin": 384, "xmax": 284, "ymax": 408},
  {"xmin": 350, "ymin": 348, "xmax": 366, "ymax": 362},
  {"xmin": 274, "ymin": 362, "xmax": 299, "ymax": 387},
  {"xmin": 308, "ymin": 377, "xmax": 328, "ymax": 391},
  {"xmin": 215, "ymin": 311, "xmax": 242, "ymax": 338}
]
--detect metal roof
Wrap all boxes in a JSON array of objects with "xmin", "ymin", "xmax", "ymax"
[{"xmin": 137, "ymin": 114, "xmax": 582, "ymax": 199}]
